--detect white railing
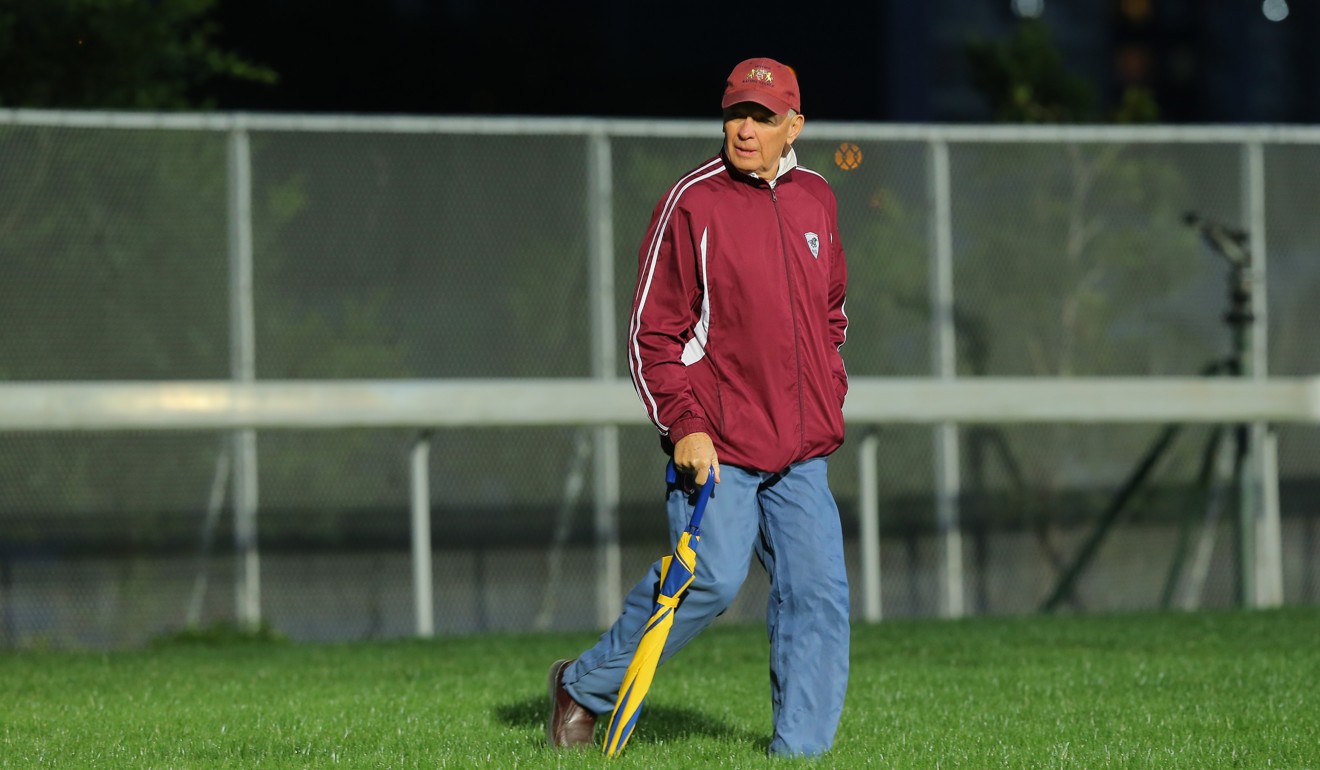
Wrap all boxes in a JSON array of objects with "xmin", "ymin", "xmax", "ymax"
[
  {"xmin": 3, "ymin": 376, "xmax": 1316, "ymax": 633},
  {"xmin": 3, "ymin": 378, "xmax": 1318, "ymax": 429}
]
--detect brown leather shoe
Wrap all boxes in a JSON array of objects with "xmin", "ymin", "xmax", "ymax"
[{"xmin": 546, "ymin": 658, "xmax": 596, "ymax": 749}]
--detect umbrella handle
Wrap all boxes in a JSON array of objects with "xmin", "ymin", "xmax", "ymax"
[
  {"xmin": 664, "ymin": 460, "xmax": 716, "ymax": 530},
  {"xmin": 687, "ymin": 469, "xmax": 715, "ymax": 530}
]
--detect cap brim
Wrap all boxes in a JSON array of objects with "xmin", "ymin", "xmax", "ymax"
[{"xmin": 721, "ymin": 89, "xmax": 794, "ymax": 115}]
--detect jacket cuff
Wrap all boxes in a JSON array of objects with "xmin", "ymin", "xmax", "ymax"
[{"xmin": 667, "ymin": 415, "xmax": 710, "ymax": 448}]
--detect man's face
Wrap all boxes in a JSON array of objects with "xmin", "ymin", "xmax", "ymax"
[{"xmin": 722, "ymin": 102, "xmax": 804, "ymax": 178}]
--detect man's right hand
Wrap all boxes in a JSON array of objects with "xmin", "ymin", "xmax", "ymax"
[{"xmin": 673, "ymin": 432, "xmax": 721, "ymax": 486}]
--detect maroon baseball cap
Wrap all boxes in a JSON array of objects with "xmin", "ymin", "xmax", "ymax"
[{"xmin": 721, "ymin": 57, "xmax": 800, "ymax": 115}]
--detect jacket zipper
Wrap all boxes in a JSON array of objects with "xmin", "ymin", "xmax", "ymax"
[{"xmin": 770, "ymin": 183, "xmax": 806, "ymax": 462}]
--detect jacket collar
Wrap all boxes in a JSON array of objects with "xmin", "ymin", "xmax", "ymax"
[
  {"xmin": 721, "ymin": 146, "xmax": 798, "ymax": 187},
  {"xmin": 760, "ymin": 147, "xmax": 799, "ymax": 183}
]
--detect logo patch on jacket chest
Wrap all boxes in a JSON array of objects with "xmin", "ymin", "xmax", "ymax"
[{"xmin": 805, "ymin": 232, "xmax": 820, "ymax": 258}]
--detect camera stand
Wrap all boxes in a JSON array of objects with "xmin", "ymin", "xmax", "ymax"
[{"xmin": 1041, "ymin": 213, "xmax": 1257, "ymax": 612}]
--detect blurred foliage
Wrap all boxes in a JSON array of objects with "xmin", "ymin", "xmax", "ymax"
[
  {"xmin": 957, "ymin": 20, "xmax": 1229, "ymax": 546},
  {"xmin": 966, "ymin": 19, "xmax": 1159, "ymax": 124},
  {"xmin": 966, "ymin": 20, "xmax": 1096, "ymax": 124},
  {"xmin": 0, "ymin": 0, "xmax": 418, "ymax": 539},
  {"xmin": 0, "ymin": 140, "xmax": 410, "ymax": 538},
  {"xmin": 0, "ymin": 0, "xmax": 274, "ymax": 110},
  {"xmin": 956, "ymin": 143, "xmax": 1199, "ymax": 377}
]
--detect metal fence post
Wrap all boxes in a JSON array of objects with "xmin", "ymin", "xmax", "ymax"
[
  {"xmin": 589, "ymin": 131, "xmax": 622, "ymax": 627},
  {"xmin": 1242, "ymin": 140, "xmax": 1283, "ymax": 607},
  {"xmin": 928, "ymin": 139, "xmax": 965, "ymax": 618},
  {"xmin": 227, "ymin": 123, "xmax": 261, "ymax": 630}
]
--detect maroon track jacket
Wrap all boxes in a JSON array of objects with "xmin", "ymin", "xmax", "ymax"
[{"xmin": 627, "ymin": 151, "xmax": 849, "ymax": 473}]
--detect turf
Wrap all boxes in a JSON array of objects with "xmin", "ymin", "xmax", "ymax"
[{"xmin": 1, "ymin": 608, "xmax": 1317, "ymax": 769}]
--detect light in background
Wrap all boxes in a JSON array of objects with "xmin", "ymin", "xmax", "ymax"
[
  {"xmin": 1263, "ymin": 0, "xmax": 1289, "ymax": 22},
  {"xmin": 1011, "ymin": 0, "xmax": 1045, "ymax": 19}
]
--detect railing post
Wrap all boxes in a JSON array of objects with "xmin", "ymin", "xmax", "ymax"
[
  {"xmin": 411, "ymin": 432, "xmax": 435, "ymax": 637},
  {"xmin": 858, "ymin": 431, "xmax": 883, "ymax": 622}
]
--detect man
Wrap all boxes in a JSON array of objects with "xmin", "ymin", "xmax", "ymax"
[{"xmin": 548, "ymin": 56, "xmax": 851, "ymax": 758}]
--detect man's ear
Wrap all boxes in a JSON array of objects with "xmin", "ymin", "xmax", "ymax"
[{"xmin": 786, "ymin": 113, "xmax": 805, "ymax": 146}]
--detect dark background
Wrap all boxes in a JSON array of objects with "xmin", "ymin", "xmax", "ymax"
[{"xmin": 208, "ymin": 0, "xmax": 1320, "ymax": 123}]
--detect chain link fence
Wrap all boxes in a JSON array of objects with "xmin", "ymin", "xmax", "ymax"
[{"xmin": 1, "ymin": 113, "xmax": 1317, "ymax": 648}]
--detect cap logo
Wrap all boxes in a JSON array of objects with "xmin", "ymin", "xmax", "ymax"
[{"xmin": 744, "ymin": 66, "xmax": 775, "ymax": 87}]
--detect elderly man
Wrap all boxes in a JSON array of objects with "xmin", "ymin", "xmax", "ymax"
[{"xmin": 547, "ymin": 56, "xmax": 851, "ymax": 758}]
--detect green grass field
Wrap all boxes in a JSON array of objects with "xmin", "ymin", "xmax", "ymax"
[{"xmin": 2, "ymin": 608, "xmax": 1317, "ymax": 769}]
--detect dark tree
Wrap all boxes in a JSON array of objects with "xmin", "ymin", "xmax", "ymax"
[{"xmin": 0, "ymin": 0, "xmax": 274, "ymax": 109}]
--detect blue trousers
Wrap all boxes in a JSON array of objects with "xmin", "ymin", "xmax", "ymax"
[{"xmin": 563, "ymin": 458, "xmax": 850, "ymax": 757}]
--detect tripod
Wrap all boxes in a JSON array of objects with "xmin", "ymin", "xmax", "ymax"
[{"xmin": 1042, "ymin": 213, "xmax": 1260, "ymax": 612}]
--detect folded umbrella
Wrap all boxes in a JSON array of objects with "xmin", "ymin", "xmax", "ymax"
[{"xmin": 602, "ymin": 463, "xmax": 714, "ymax": 757}]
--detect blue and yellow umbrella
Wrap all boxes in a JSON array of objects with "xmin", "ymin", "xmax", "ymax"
[{"xmin": 602, "ymin": 463, "xmax": 714, "ymax": 757}]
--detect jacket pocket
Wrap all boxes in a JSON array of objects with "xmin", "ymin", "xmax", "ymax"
[{"xmin": 685, "ymin": 356, "xmax": 725, "ymax": 438}]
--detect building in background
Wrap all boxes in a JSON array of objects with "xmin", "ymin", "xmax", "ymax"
[{"xmin": 882, "ymin": 0, "xmax": 1318, "ymax": 123}]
